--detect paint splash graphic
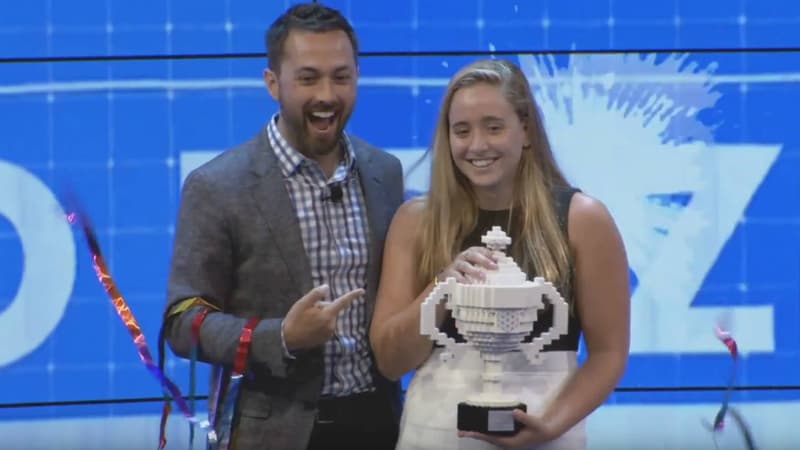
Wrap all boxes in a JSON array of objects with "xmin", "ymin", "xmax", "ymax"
[
  {"xmin": 519, "ymin": 53, "xmax": 721, "ymax": 293},
  {"xmin": 519, "ymin": 53, "xmax": 779, "ymax": 354}
]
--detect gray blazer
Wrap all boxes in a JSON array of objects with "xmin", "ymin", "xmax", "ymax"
[{"xmin": 163, "ymin": 126, "xmax": 405, "ymax": 450}]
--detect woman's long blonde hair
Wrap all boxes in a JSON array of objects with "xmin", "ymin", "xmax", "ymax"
[{"xmin": 417, "ymin": 59, "xmax": 573, "ymax": 297}]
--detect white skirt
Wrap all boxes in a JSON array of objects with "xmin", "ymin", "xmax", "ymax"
[{"xmin": 396, "ymin": 348, "xmax": 586, "ymax": 450}]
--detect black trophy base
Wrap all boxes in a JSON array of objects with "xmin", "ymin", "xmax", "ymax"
[{"xmin": 457, "ymin": 401, "xmax": 528, "ymax": 436}]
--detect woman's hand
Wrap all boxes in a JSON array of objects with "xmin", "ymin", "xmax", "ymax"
[
  {"xmin": 458, "ymin": 409, "xmax": 557, "ymax": 450},
  {"xmin": 436, "ymin": 246, "xmax": 498, "ymax": 284}
]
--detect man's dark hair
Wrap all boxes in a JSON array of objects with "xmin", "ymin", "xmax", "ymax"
[{"xmin": 266, "ymin": 2, "xmax": 359, "ymax": 72}]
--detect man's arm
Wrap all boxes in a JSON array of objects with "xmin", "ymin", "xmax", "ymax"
[{"xmin": 163, "ymin": 169, "xmax": 292, "ymax": 378}]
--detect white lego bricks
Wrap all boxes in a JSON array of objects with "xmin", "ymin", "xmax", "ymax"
[{"xmin": 420, "ymin": 226, "xmax": 570, "ymax": 364}]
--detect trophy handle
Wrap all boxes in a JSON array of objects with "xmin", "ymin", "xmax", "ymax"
[
  {"xmin": 420, "ymin": 277, "xmax": 466, "ymax": 360},
  {"xmin": 521, "ymin": 277, "xmax": 570, "ymax": 364}
]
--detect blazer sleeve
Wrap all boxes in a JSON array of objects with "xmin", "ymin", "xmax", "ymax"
[{"xmin": 163, "ymin": 169, "xmax": 292, "ymax": 378}]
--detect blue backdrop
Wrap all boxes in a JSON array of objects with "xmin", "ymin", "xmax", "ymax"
[{"xmin": 1, "ymin": 0, "xmax": 798, "ymax": 423}]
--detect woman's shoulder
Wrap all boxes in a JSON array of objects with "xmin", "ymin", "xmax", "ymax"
[
  {"xmin": 566, "ymin": 191, "xmax": 623, "ymax": 249},
  {"xmin": 568, "ymin": 191, "xmax": 612, "ymax": 223},
  {"xmin": 388, "ymin": 195, "xmax": 428, "ymax": 233},
  {"xmin": 396, "ymin": 195, "xmax": 427, "ymax": 219}
]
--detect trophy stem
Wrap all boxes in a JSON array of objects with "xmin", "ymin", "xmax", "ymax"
[
  {"xmin": 466, "ymin": 352, "xmax": 515, "ymax": 405},
  {"xmin": 481, "ymin": 353, "xmax": 505, "ymax": 398},
  {"xmin": 457, "ymin": 351, "xmax": 527, "ymax": 435}
]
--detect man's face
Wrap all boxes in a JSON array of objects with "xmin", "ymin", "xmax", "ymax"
[{"xmin": 265, "ymin": 29, "xmax": 358, "ymax": 159}]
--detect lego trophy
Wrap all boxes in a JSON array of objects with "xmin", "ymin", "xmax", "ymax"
[{"xmin": 420, "ymin": 226, "xmax": 570, "ymax": 436}]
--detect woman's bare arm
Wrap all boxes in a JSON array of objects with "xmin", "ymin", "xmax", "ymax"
[
  {"xmin": 539, "ymin": 192, "xmax": 631, "ymax": 437},
  {"xmin": 369, "ymin": 199, "xmax": 438, "ymax": 381}
]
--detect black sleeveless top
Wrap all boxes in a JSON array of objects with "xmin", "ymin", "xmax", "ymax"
[{"xmin": 438, "ymin": 186, "xmax": 582, "ymax": 352}]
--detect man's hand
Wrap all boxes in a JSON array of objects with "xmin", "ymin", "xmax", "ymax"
[{"xmin": 283, "ymin": 284, "xmax": 364, "ymax": 351}]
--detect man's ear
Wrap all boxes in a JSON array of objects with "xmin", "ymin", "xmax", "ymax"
[{"xmin": 264, "ymin": 68, "xmax": 279, "ymax": 101}]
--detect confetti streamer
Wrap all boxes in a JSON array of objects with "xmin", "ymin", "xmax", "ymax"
[
  {"xmin": 64, "ymin": 193, "xmax": 210, "ymax": 449},
  {"xmin": 207, "ymin": 317, "xmax": 261, "ymax": 450},
  {"xmin": 704, "ymin": 324, "xmax": 758, "ymax": 450}
]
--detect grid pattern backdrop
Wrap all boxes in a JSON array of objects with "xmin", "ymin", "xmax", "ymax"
[{"xmin": 1, "ymin": 0, "xmax": 799, "ymax": 427}]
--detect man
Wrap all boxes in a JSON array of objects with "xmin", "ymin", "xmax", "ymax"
[{"xmin": 162, "ymin": 3, "xmax": 404, "ymax": 449}]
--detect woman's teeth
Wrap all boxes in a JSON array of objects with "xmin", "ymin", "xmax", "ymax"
[{"xmin": 470, "ymin": 158, "xmax": 496, "ymax": 168}]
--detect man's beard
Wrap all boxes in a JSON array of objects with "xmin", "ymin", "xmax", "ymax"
[{"xmin": 280, "ymin": 103, "xmax": 351, "ymax": 158}]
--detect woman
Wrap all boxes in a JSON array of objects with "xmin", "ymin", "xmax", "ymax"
[{"xmin": 369, "ymin": 59, "xmax": 630, "ymax": 450}]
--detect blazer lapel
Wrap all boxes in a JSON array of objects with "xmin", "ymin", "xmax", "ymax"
[
  {"xmin": 245, "ymin": 129, "xmax": 389, "ymax": 314},
  {"xmin": 353, "ymin": 143, "xmax": 388, "ymax": 320},
  {"xmin": 247, "ymin": 128, "xmax": 313, "ymax": 298}
]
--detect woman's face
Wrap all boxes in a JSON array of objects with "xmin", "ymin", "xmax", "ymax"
[{"xmin": 448, "ymin": 83, "xmax": 528, "ymax": 208}]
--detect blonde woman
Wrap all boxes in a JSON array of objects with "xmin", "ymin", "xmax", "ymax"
[{"xmin": 369, "ymin": 59, "xmax": 630, "ymax": 450}]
